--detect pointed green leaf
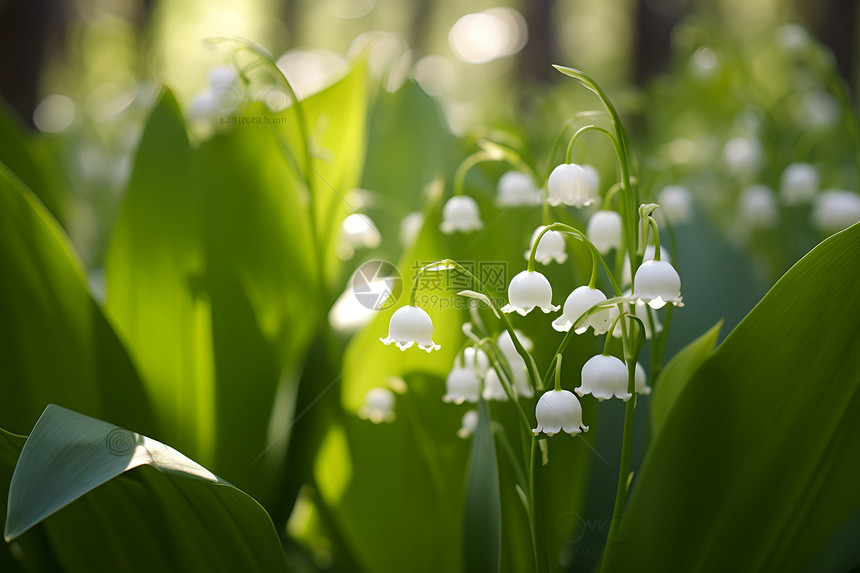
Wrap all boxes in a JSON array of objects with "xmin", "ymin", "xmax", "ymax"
[
  {"xmin": 609, "ymin": 223, "xmax": 860, "ymax": 572},
  {"xmin": 0, "ymin": 162, "xmax": 156, "ymax": 437},
  {"xmin": 463, "ymin": 399, "xmax": 501, "ymax": 573},
  {"xmin": 649, "ymin": 320, "xmax": 722, "ymax": 438}
]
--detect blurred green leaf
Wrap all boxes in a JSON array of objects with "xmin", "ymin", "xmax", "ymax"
[
  {"xmin": 649, "ymin": 320, "xmax": 722, "ymax": 438},
  {"xmin": 0, "ymin": 99, "xmax": 65, "ymax": 224},
  {"xmin": 104, "ymin": 89, "xmax": 210, "ymax": 461},
  {"xmin": 0, "ymin": 162, "xmax": 156, "ymax": 436},
  {"xmin": 2, "ymin": 406, "xmax": 288, "ymax": 572},
  {"xmin": 464, "ymin": 399, "xmax": 501, "ymax": 573},
  {"xmin": 608, "ymin": 222, "xmax": 860, "ymax": 572}
]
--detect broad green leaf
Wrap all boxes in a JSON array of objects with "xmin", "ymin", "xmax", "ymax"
[
  {"xmin": 464, "ymin": 399, "xmax": 501, "ymax": 573},
  {"xmin": 2, "ymin": 405, "xmax": 289, "ymax": 572},
  {"xmin": 608, "ymin": 222, "xmax": 860, "ymax": 572},
  {"xmin": 0, "ymin": 162, "xmax": 156, "ymax": 437},
  {"xmin": 649, "ymin": 320, "xmax": 722, "ymax": 437},
  {"xmin": 104, "ymin": 89, "xmax": 210, "ymax": 461},
  {"xmin": 263, "ymin": 63, "xmax": 368, "ymax": 291}
]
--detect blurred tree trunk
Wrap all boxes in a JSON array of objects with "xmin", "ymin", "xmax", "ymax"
[
  {"xmin": 519, "ymin": 0, "xmax": 556, "ymax": 83},
  {"xmin": 0, "ymin": 0, "xmax": 67, "ymax": 126},
  {"xmin": 633, "ymin": 0, "xmax": 689, "ymax": 86}
]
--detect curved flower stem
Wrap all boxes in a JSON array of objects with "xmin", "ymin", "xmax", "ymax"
[
  {"xmin": 530, "ymin": 223, "xmax": 623, "ymax": 296},
  {"xmin": 529, "ymin": 437, "xmax": 550, "ymax": 573},
  {"xmin": 565, "ymin": 125, "xmax": 617, "ymax": 164},
  {"xmin": 553, "ymin": 65, "xmax": 640, "ymax": 282},
  {"xmin": 453, "ymin": 151, "xmax": 495, "ymax": 196},
  {"xmin": 553, "ymin": 354, "xmax": 563, "ymax": 391}
]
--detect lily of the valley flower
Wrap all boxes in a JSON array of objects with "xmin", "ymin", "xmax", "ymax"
[
  {"xmin": 621, "ymin": 244, "xmax": 668, "ymax": 286},
  {"xmin": 525, "ymin": 226, "xmax": 568, "ymax": 265},
  {"xmin": 739, "ymin": 184, "xmax": 779, "ymax": 229},
  {"xmin": 586, "ymin": 210, "xmax": 622, "ymax": 254},
  {"xmin": 576, "ymin": 354, "xmax": 632, "ymax": 402},
  {"xmin": 532, "ymin": 390, "xmax": 589, "ymax": 436},
  {"xmin": 496, "ymin": 330, "xmax": 535, "ymax": 398},
  {"xmin": 657, "ymin": 185, "xmax": 693, "ymax": 225},
  {"xmin": 632, "ymin": 260, "xmax": 683, "ymax": 309},
  {"xmin": 780, "ymin": 162, "xmax": 819, "ymax": 205},
  {"xmin": 482, "ymin": 368, "xmax": 509, "ymax": 401},
  {"xmin": 457, "ymin": 410, "xmax": 479, "ymax": 439},
  {"xmin": 502, "ymin": 271, "xmax": 559, "ymax": 315},
  {"xmin": 440, "ymin": 196, "xmax": 484, "ymax": 234},
  {"xmin": 443, "ymin": 364, "xmax": 481, "ymax": 404},
  {"xmin": 634, "ymin": 362, "xmax": 651, "ymax": 395},
  {"xmin": 496, "ymin": 171, "xmax": 543, "ymax": 207},
  {"xmin": 380, "ymin": 305, "xmax": 441, "ymax": 352},
  {"xmin": 547, "ymin": 163, "xmax": 597, "ymax": 207},
  {"xmin": 358, "ymin": 387, "xmax": 396, "ymax": 423},
  {"xmin": 552, "ymin": 286, "xmax": 612, "ymax": 334},
  {"xmin": 811, "ymin": 190, "xmax": 860, "ymax": 233},
  {"xmin": 612, "ymin": 291, "xmax": 662, "ymax": 340}
]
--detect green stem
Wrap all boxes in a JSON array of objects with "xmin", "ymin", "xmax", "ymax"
[
  {"xmin": 532, "ymin": 223, "xmax": 623, "ymax": 296},
  {"xmin": 453, "ymin": 151, "xmax": 495, "ymax": 196},
  {"xmin": 553, "ymin": 354, "xmax": 562, "ymax": 391},
  {"xmin": 599, "ymin": 361, "xmax": 638, "ymax": 573},
  {"xmin": 565, "ymin": 125, "xmax": 617, "ymax": 164},
  {"xmin": 529, "ymin": 438, "xmax": 550, "ymax": 573}
]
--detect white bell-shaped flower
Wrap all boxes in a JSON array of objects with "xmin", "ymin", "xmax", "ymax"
[
  {"xmin": 739, "ymin": 184, "xmax": 779, "ymax": 228},
  {"xmin": 457, "ymin": 410, "xmax": 479, "ymax": 439},
  {"xmin": 525, "ymin": 226, "xmax": 568, "ymax": 265},
  {"xmin": 496, "ymin": 171, "xmax": 543, "ymax": 207},
  {"xmin": 612, "ymin": 292, "xmax": 662, "ymax": 340},
  {"xmin": 780, "ymin": 162, "xmax": 818, "ymax": 205},
  {"xmin": 552, "ymin": 286, "xmax": 612, "ymax": 334},
  {"xmin": 634, "ymin": 362, "xmax": 651, "ymax": 395},
  {"xmin": 380, "ymin": 305, "xmax": 441, "ymax": 352},
  {"xmin": 723, "ymin": 136, "xmax": 762, "ymax": 178},
  {"xmin": 338, "ymin": 213, "xmax": 382, "ymax": 260},
  {"xmin": 511, "ymin": 365, "xmax": 534, "ymax": 399},
  {"xmin": 463, "ymin": 347, "xmax": 490, "ymax": 373},
  {"xmin": 501, "ymin": 270, "xmax": 560, "ymax": 315},
  {"xmin": 657, "ymin": 185, "xmax": 693, "ymax": 225},
  {"xmin": 576, "ymin": 355, "xmax": 632, "ymax": 402},
  {"xmin": 811, "ymin": 190, "xmax": 860, "ymax": 233},
  {"xmin": 440, "ymin": 195, "xmax": 483, "ymax": 234},
  {"xmin": 582, "ymin": 164, "xmax": 600, "ymax": 196},
  {"xmin": 358, "ymin": 387, "xmax": 396, "ymax": 423},
  {"xmin": 497, "ymin": 329, "xmax": 533, "ymax": 361},
  {"xmin": 632, "ymin": 260, "xmax": 683, "ymax": 309},
  {"xmin": 586, "ymin": 210, "xmax": 622, "ymax": 254},
  {"xmin": 532, "ymin": 390, "xmax": 589, "ymax": 436},
  {"xmin": 399, "ymin": 211, "xmax": 424, "ymax": 249},
  {"xmin": 621, "ymin": 244, "xmax": 669, "ymax": 287},
  {"xmin": 483, "ymin": 368, "xmax": 509, "ymax": 401},
  {"xmin": 443, "ymin": 364, "xmax": 481, "ymax": 404},
  {"xmin": 547, "ymin": 163, "xmax": 597, "ymax": 207}
]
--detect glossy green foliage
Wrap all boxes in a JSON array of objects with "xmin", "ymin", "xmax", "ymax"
[{"xmin": 608, "ymin": 223, "xmax": 860, "ymax": 572}]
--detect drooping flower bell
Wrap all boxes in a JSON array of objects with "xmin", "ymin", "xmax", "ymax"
[
  {"xmin": 780, "ymin": 162, "xmax": 819, "ymax": 205},
  {"xmin": 338, "ymin": 213, "xmax": 382, "ymax": 260},
  {"xmin": 611, "ymin": 291, "xmax": 662, "ymax": 340},
  {"xmin": 457, "ymin": 410, "xmax": 479, "ymax": 439},
  {"xmin": 586, "ymin": 210, "xmax": 622, "ymax": 254},
  {"xmin": 463, "ymin": 347, "xmax": 490, "ymax": 373},
  {"xmin": 576, "ymin": 354, "xmax": 632, "ymax": 402},
  {"xmin": 501, "ymin": 271, "xmax": 560, "ymax": 315},
  {"xmin": 358, "ymin": 387, "xmax": 396, "ymax": 423},
  {"xmin": 547, "ymin": 163, "xmax": 598, "ymax": 208},
  {"xmin": 632, "ymin": 260, "xmax": 683, "ymax": 309},
  {"xmin": 496, "ymin": 330, "xmax": 534, "ymax": 398},
  {"xmin": 634, "ymin": 362, "xmax": 651, "ymax": 395},
  {"xmin": 496, "ymin": 171, "xmax": 543, "ymax": 207},
  {"xmin": 657, "ymin": 185, "xmax": 693, "ymax": 225},
  {"xmin": 482, "ymin": 368, "xmax": 509, "ymax": 401},
  {"xmin": 532, "ymin": 390, "xmax": 589, "ymax": 436},
  {"xmin": 380, "ymin": 305, "xmax": 441, "ymax": 352},
  {"xmin": 621, "ymin": 244, "xmax": 668, "ymax": 287},
  {"xmin": 525, "ymin": 226, "xmax": 568, "ymax": 265},
  {"xmin": 738, "ymin": 184, "xmax": 779, "ymax": 229},
  {"xmin": 552, "ymin": 286, "xmax": 612, "ymax": 334},
  {"xmin": 811, "ymin": 189, "xmax": 860, "ymax": 233},
  {"xmin": 440, "ymin": 195, "xmax": 484, "ymax": 234},
  {"xmin": 442, "ymin": 364, "xmax": 481, "ymax": 404}
]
